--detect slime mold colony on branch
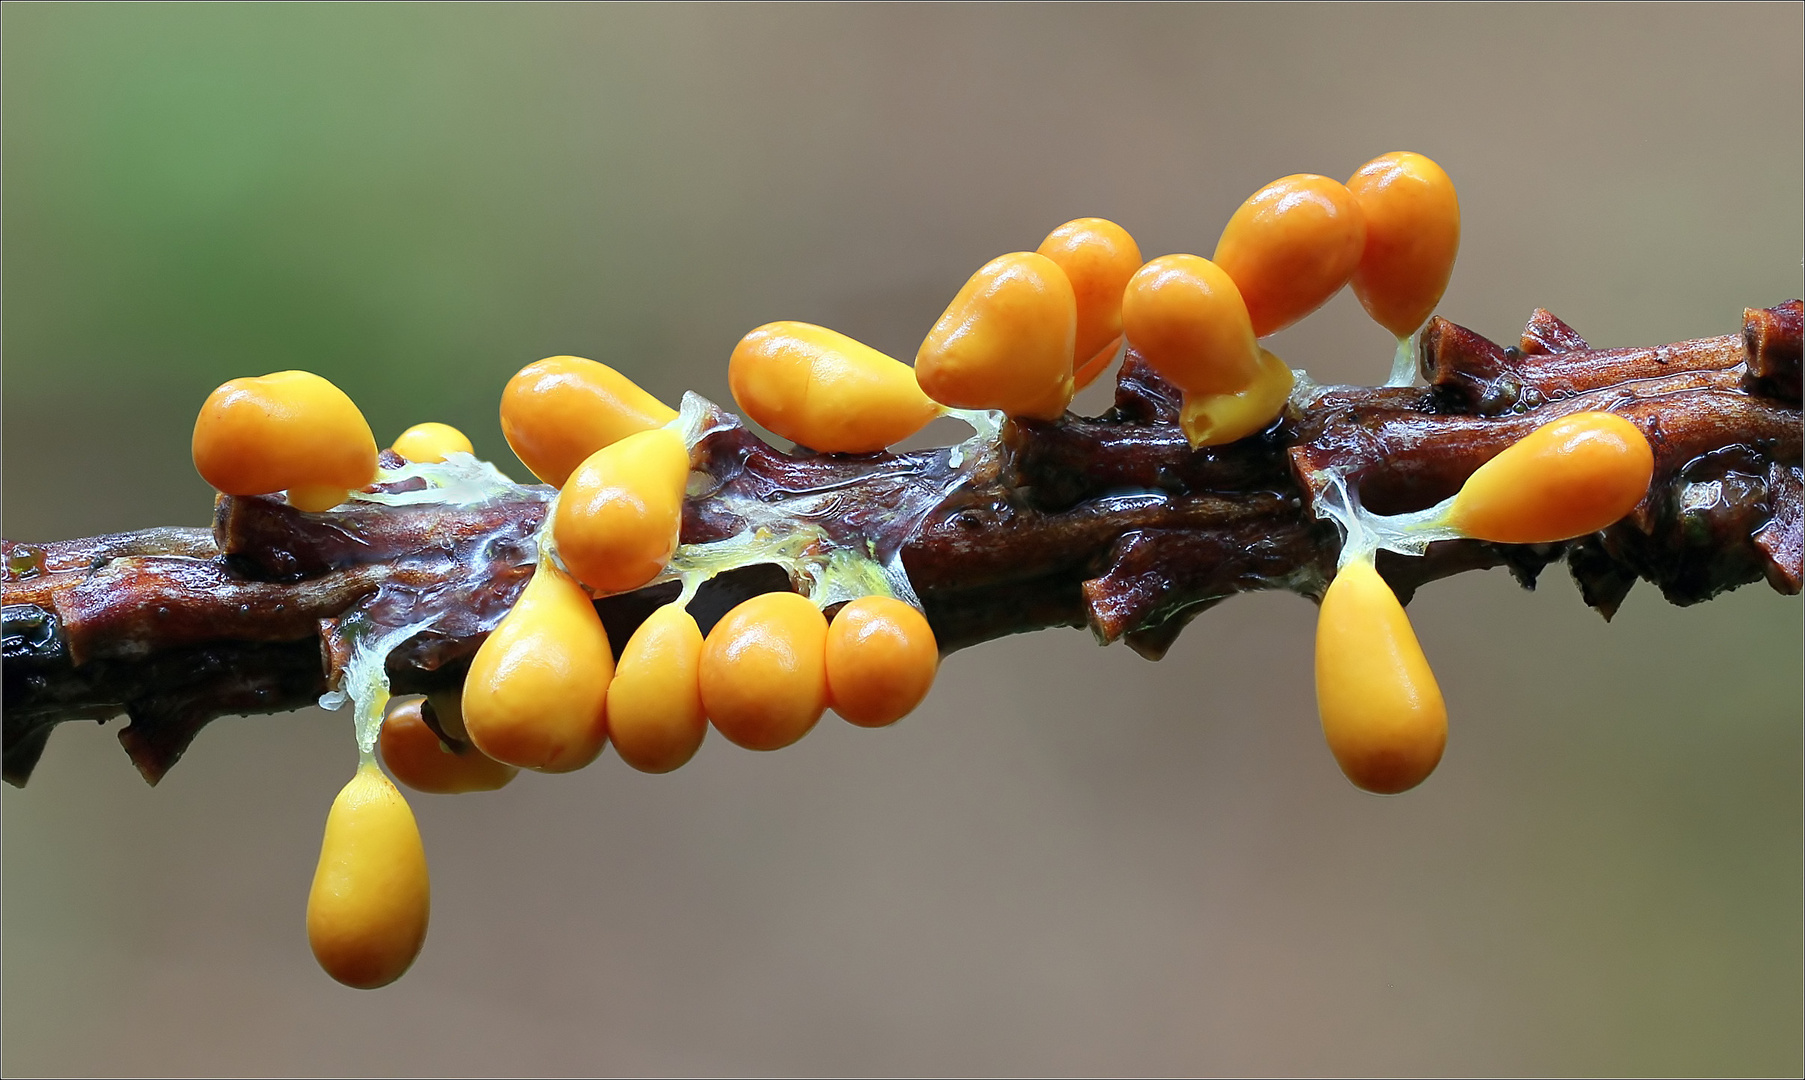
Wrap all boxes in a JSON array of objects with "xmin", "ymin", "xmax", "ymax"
[{"xmin": 3, "ymin": 152, "xmax": 1800, "ymax": 990}]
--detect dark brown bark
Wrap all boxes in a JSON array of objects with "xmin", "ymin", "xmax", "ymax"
[{"xmin": 5, "ymin": 303, "xmax": 1800, "ymax": 787}]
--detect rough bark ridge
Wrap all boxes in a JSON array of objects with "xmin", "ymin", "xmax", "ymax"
[{"xmin": 5, "ymin": 302, "xmax": 1800, "ymax": 787}]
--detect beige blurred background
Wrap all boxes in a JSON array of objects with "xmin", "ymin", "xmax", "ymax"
[{"xmin": 3, "ymin": 4, "xmax": 1800, "ymax": 1075}]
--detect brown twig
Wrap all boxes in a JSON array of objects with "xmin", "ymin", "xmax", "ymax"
[{"xmin": 5, "ymin": 302, "xmax": 1799, "ymax": 787}]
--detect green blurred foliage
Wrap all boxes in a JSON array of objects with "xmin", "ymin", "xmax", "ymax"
[{"xmin": 7, "ymin": 4, "xmax": 729, "ymax": 462}]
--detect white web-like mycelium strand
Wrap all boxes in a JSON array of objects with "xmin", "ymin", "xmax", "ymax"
[
  {"xmin": 1287, "ymin": 370, "xmax": 1464, "ymax": 571},
  {"xmin": 350, "ymin": 452, "xmax": 533, "ymax": 508},
  {"xmin": 539, "ymin": 392, "xmax": 1005, "ymax": 612},
  {"xmin": 319, "ymin": 391, "xmax": 1008, "ymax": 753},
  {"xmin": 323, "ymin": 445, "xmax": 552, "ymax": 750},
  {"xmin": 317, "ymin": 617, "xmax": 438, "ymax": 758},
  {"xmin": 1309, "ymin": 468, "xmax": 1464, "ymax": 571}
]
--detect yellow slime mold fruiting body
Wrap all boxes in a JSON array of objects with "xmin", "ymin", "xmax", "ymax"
[
  {"xmin": 306, "ymin": 762, "xmax": 431, "ymax": 989},
  {"xmin": 378, "ymin": 697, "xmax": 517, "ymax": 794},
  {"xmin": 699, "ymin": 591, "xmax": 829, "ymax": 751},
  {"xmin": 192, "ymin": 369, "xmax": 378, "ymax": 512},
  {"xmin": 1214, "ymin": 173, "xmax": 1367, "ymax": 338},
  {"xmin": 825, "ymin": 595, "xmax": 939, "ymax": 728},
  {"xmin": 1036, "ymin": 217, "xmax": 1144, "ymax": 390},
  {"xmin": 607, "ymin": 602, "xmax": 709, "ymax": 773},
  {"xmin": 1347, "ymin": 151, "xmax": 1462, "ymax": 341},
  {"xmin": 1177, "ymin": 347, "xmax": 1295, "ymax": 448},
  {"xmin": 916, "ymin": 251, "xmax": 1077, "ymax": 420},
  {"xmin": 729, "ymin": 321, "xmax": 940, "ymax": 453},
  {"xmin": 500, "ymin": 355, "xmax": 677, "ymax": 487},
  {"xmin": 1121, "ymin": 254, "xmax": 1264, "ymax": 396},
  {"xmin": 390, "ymin": 421, "xmax": 475, "ymax": 464},
  {"xmin": 553, "ymin": 427, "xmax": 690, "ymax": 595},
  {"xmin": 462, "ymin": 561, "xmax": 613, "ymax": 772},
  {"xmin": 1447, "ymin": 411, "xmax": 1654, "ymax": 545},
  {"xmin": 1315, "ymin": 558, "xmax": 1447, "ymax": 795}
]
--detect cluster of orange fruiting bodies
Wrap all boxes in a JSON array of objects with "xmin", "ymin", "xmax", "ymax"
[
  {"xmin": 1317, "ymin": 412, "xmax": 1655, "ymax": 794},
  {"xmin": 186, "ymin": 150, "xmax": 1656, "ymax": 989}
]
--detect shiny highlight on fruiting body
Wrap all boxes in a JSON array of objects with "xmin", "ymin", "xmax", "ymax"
[
  {"xmin": 462, "ymin": 562, "xmax": 613, "ymax": 772},
  {"xmin": 1177, "ymin": 347, "xmax": 1295, "ymax": 448},
  {"xmin": 1347, "ymin": 151, "xmax": 1461, "ymax": 340},
  {"xmin": 1121, "ymin": 255, "xmax": 1294, "ymax": 447},
  {"xmin": 916, "ymin": 252, "xmax": 1077, "ymax": 420},
  {"xmin": 378, "ymin": 697, "xmax": 517, "ymax": 794},
  {"xmin": 1447, "ymin": 411, "xmax": 1654, "ymax": 545},
  {"xmin": 1213, "ymin": 174, "xmax": 1367, "ymax": 338},
  {"xmin": 1037, "ymin": 218, "xmax": 1144, "ymax": 390},
  {"xmin": 391, "ymin": 422, "xmax": 475, "ymax": 464},
  {"xmin": 825, "ymin": 596, "xmax": 939, "ymax": 728},
  {"xmin": 1122, "ymin": 254, "xmax": 1263, "ymax": 395},
  {"xmin": 552, "ymin": 428, "xmax": 690, "ymax": 595},
  {"xmin": 607, "ymin": 603, "xmax": 708, "ymax": 773},
  {"xmin": 729, "ymin": 322, "xmax": 940, "ymax": 452},
  {"xmin": 500, "ymin": 355, "xmax": 677, "ymax": 487},
  {"xmin": 307, "ymin": 762, "xmax": 431, "ymax": 989},
  {"xmin": 192, "ymin": 370, "xmax": 378, "ymax": 512},
  {"xmin": 699, "ymin": 591, "xmax": 829, "ymax": 751},
  {"xmin": 1315, "ymin": 559, "xmax": 1447, "ymax": 795}
]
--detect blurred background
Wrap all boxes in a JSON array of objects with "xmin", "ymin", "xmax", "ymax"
[{"xmin": 3, "ymin": 4, "xmax": 1800, "ymax": 1074}]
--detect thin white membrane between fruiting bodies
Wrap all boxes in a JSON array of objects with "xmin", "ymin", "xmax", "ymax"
[
  {"xmin": 323, "ymin": 393, "xmax": 1005, "ymax": 757},
  {"xmin": 1289, "ymin": 372, "xmax": 1462, "ymax": 570}
]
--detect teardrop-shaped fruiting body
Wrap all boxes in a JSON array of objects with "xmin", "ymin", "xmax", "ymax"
[
  {"xmin": 1037, "ymin": 218, "xmax": 1143, "ymax": 390},
  {"xmin": 553, "ymin": 428, "xmax": 689, "ymax": 595},
  {"xmin": 1213, "ymin": 174, "xmax": 1367, "ymax": 338},
  {"xmin": 1315, "ymin": 559, "xmax": 1447, "ymax": 795},
  {"xmin": 378, "ymin": 696, "xmax": 518, "ymax": 794},
  {"xmin": 916, "ymin": 252, "xmax": 1077, "ymax": 420},
  {"xmin": 729, "ymin": 322, "xmax": 940, "ymax": 453},
  {"xmin": 1177, "ymin": 347, "xmax": 1295, "ymax": 448},
  {"xmin": 1447, "ymin": 411, "xmax": 1654, "ymax": 545},
  {"xmin": 699, "ymin": 591, "xmax": 829, "ymax": 751},
  {"xmin": 462, "ymin": 562, "xmax": 613, "ymax": 772},
  {"xmin": 1347, "ymin": 151, "xmax": 1461, "ymax": 339},
  {"xmin": 825, "ymin": 596, "xmax": 939, "ymax": 728},
  {"xmin": 607, "ymin": 603, "xmax": 708, "ymax": 773},
  {"xmin": 1121, "ymin": 254, "xmax": 1264, "ymax": 396},
  {"xmin": 500, "ymin": 355, "xmax": 677, "ymax": 487},
  {"xmin": 307, "ymin": 762, "xmax": 431, "ymax": 989},
  {"xmin": 390, "ymin": 422, "xmax": 475, "ymax": 464},
  {"xmin": 192, "ymin": 370, "xmax": 378, "ymax": 512}
]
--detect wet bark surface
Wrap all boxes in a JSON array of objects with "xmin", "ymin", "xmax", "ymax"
[{"xmin": 5, "ymin": 302, "xmax": 1799, "ymax": 786}]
